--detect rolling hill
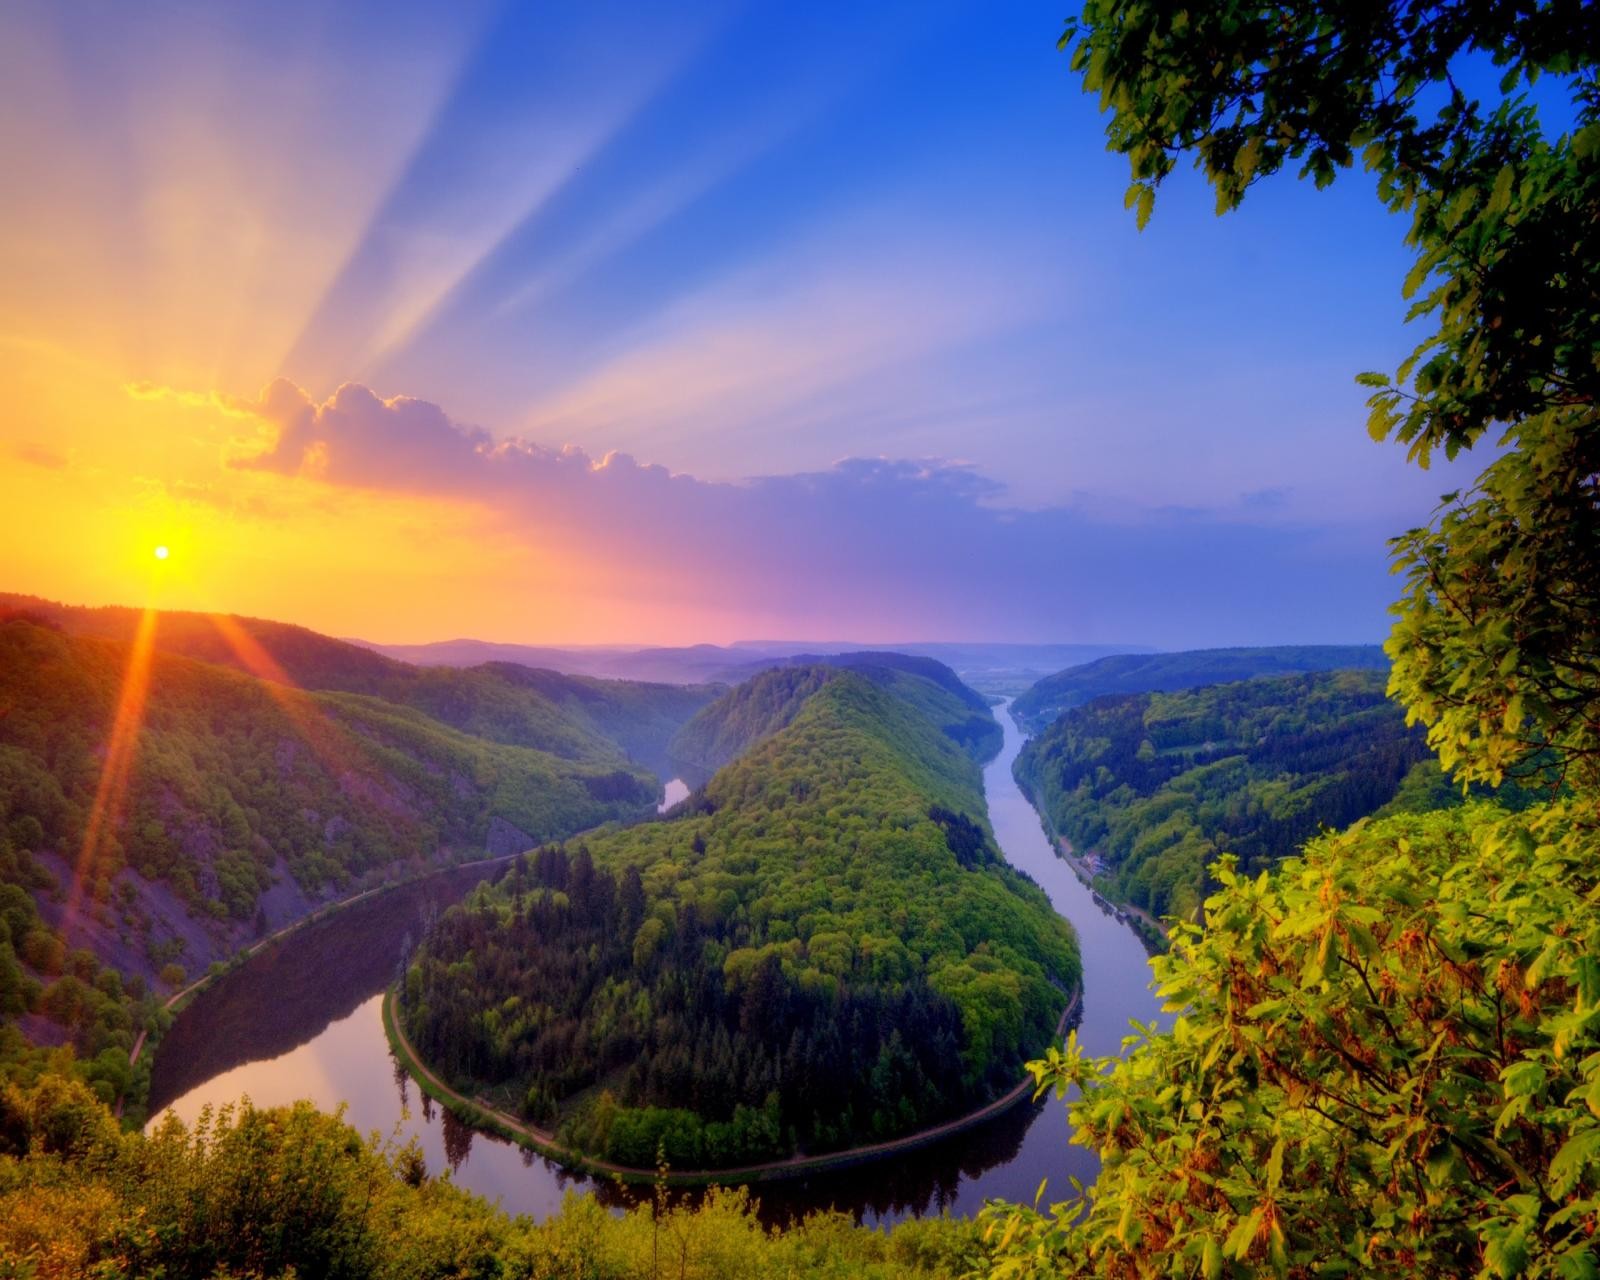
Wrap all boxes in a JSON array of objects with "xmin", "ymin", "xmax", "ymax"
[
  {"xmin": 1012, "ymin": 669, "xmax": 1429, "ymax": 921},
  {"xmin": 0, "ymin": 594, "xmax": 719, "ymax": 770},
  {"xmin": 399, "ymin": 667, "xmax": 1078, "ymax": 1169},
  {"xmin": 667, "ymin": 652, "xmax": 1000, "ymax": 780},
  {"xmin": 0, "ymin": 603, "xmax": 716, "ymax": 1112},
  {"xmin": 1011, "ymin": 644, "xmax": 1388, "ymax": 734}
]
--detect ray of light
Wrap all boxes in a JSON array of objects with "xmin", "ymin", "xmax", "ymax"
[
  {"xmin": 65, "ymin": 607, "xmax": 159, "ymax": 934},
  {"xmin": 203, "ymin": 612, "xmax": 369, "ymax": 786},
  {"xmin": 277, "ymin": 5, "xmax": 715, "ymax": 390}
]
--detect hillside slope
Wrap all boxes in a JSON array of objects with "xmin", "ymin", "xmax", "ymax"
[
  {"xmin": 668, "ymin": 652, "xmax": 999, "ymax": 779},
  {"xmin": 1012, "ymin": 644, "xmax": 1388, "ymax": 733},
  {"xmin": 1013, "ymin": 670, "xmax": 1429, "ymax": 920},
  {"xmin": 0, "ymin": 594, "xmax": 717, "ymax": 769},
  {"xmin": 0, "ymin": 618, "xmax": 660, "ymax": 1106},
  {"xmin": 400, "ymin": 669, "xmax": 1078, "ymax": 1169}
]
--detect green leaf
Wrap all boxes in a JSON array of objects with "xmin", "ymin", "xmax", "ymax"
[
  {"xmin": 1500, "ymin": 1060, "xmax": 1546, "ymax": 1099},
  {"xmin": 1266, "ymin": 1136, "xmax": 1285, "ymax": 1190},
  {"xmin": 1550, "ymin": 1128, "xmax": 1600, "ymax": 1193}
]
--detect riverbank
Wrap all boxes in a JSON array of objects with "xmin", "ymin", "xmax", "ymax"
[
  {"xmin": 143, "ymin": 702, "xmax": 1163, "ymax": 1222},
  {"xmin": 1057, "ymin": 838, "xmax": 1166, "ymax": 946},
  {"xmin": 383, "ymin": 982, "xmax": 1081, "ymax": 1187},
  {"xmin": 123, "ymin": 848, "xmax": 522, "ymax": 1116}
]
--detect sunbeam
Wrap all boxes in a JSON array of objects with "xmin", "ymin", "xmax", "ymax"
[
  {"xmin": 204, "ymin": 612, "xmax": 369, "ymax": 785},
  {"xmin": 64, "ymin": 606, "xmax": 159, "ymax": 935},
  {"xmin": 276, "ymin": 2, "xmax": 710, "ymax": 391}
]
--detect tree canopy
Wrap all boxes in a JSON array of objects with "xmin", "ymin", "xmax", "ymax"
[
  {"xmin": 980, "ymin": 7, "xmax": 1600, "ymax": 1276},
  {"xmin": 1014, "ymin": 670, "xmax": 1436, "ymax": 920},
  {"xmin": 1061, "ymin": 0, "xmax": 1599, "ymax": 793},
  {"xmin": 401, "ymin": 670, "xmax": 1078, "ymax": 1169}
]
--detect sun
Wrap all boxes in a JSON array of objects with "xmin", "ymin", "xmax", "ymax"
[{"xmin": 153, "ymin": 545, "xmax": 170, "ymax": 561}]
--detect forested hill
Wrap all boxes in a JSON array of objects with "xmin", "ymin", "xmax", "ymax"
[
  {"xmin": 0, "ymin": 617, "xmax": 662, "ymax": 1108},
  {"xmin": 400, "ymin": 668, "xmax": 1078, "ymax": 1170},
  {"xmin": 0, "ymin": 594, "xmax": 720, "ymax": 770},
  {"xmin": 1012, "ymin": 670, "xmax": 1429, "ymax": 921},
  {"xmin": 1012, "ymin": 644, "xmax": 1388, "ymax": 733},
  {"xmin": 667, "ymin": 652, "xmax": 999, "ymax": 779}
]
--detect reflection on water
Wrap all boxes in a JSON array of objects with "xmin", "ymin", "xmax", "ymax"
[
  {"xmin": 147, "ymin": 864, "xmax": 502, "ymax": 1112},
  {"xmin": 148, "ymin": 703, "xmax": 1167, "ymax": 1223}
]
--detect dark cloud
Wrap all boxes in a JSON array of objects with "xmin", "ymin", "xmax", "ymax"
[{"xmin": 230, "ymin": 379, "xmax": 1396, "ymax": 646}]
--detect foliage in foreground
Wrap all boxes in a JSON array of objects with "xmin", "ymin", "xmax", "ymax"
[
  {"xmin": 1002, "ymin": 7, "xmax": 1600, "ymax": 1272},
  {"xmin": 0, "ymin": 1073, "xmax": 983, "ymax": 1280},
  {"xmin": 985, "ymin": 801, "xmax": 1600, "ymax": 1277}
]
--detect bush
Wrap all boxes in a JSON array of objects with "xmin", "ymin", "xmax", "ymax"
[{"xmin": 985, "ymin": 801, "xmax": 1600, "ymax": 1277}]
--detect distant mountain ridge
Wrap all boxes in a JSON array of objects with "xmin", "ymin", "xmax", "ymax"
[
  {"xmin": 360, "ymin": 634, "xmax": 1150, "ymax": 696},
  {"xmin": 1012, "ymin": 644, "xmax": 1389, "ymax": 734}
]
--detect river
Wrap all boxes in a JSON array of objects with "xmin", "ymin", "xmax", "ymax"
[{"xmin": 146, "ymin": 701, "xmax": 1167, "ymax": 1223}]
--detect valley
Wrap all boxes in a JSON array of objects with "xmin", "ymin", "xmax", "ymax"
[
  {"xmin": 4, "ymin": 7, "xmax": 1591, "ymax": 1272},
  {"xmin": 142, "ymin": 698, "xmax": 1165, "ymax": 1221}
]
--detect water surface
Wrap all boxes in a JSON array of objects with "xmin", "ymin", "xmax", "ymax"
[
  {"xmin": 148, "ymin": 703, "xmax": 1167, "ymax": 1222},
  {"xmin": 658, "ymin": 777, "xmax": 690, "ymax": 812}
]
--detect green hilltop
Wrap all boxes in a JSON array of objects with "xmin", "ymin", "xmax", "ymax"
[
  {"xmin": 1013, "ymin": 669, "xmax": 1431, "ymax": 921},
  {"xmin": 668, "ymin": 652, "xmax": 1001, "ymax": 781},
  {"xmin": 1011, "ymin": 644, "xmax": 1388, "ymax": 735},
  {"xmin": 400, "ymin": 667, "xmax": 1078, "ymax": 1170}
]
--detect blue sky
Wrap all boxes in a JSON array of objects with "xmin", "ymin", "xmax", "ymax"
[{"xmin": 0, "ymin": 0, "xmax": 1496, "ymax": 644}]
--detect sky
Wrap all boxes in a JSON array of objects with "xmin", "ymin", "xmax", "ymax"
[{"xmin": 0, "ymin": 0, "xmax": 1492, "ymax": 647}]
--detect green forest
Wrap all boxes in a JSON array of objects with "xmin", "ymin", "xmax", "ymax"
[
  {"xmin": 668, "ymin": 653, "xmax": 1001, "ymax": 780},
  {"xmin": 0, "ymin": 614, "xmax": 708, "ymax": 1117},
  {"xmin": 400, "ymin": 668, "xmax": 1078, "ymax": 1169},
  {"xmin": 1013, "ymin": 670, "xmax": 1436, "ymax": 920},
  {"xmin": 1011, "ymin": 644, "xmax": 1388, "ymax": 734}
]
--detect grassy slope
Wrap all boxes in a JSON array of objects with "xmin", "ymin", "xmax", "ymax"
[{"xmin": 1011, "ymin": 643, "xmax": 1388, "ymax": 734}]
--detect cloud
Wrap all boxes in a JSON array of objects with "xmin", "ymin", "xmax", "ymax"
[
  {"xmin": 10, "ymin": 443, "xmax": 68, "ymax": 470},
  {"xmin": 125, "ymin": 382, "xmax": 259, "ymax": 417},
  {"xmin": 205, "ymin": 378, "xmax": 1397, "ymax": 646}
]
